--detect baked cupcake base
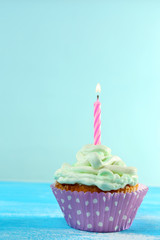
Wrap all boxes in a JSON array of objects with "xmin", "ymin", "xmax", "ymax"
[
  {"xmin": 51, "ymin": 183, "xmax": 148, "ymax": 232},
  {"xmin": 55, "ymin": 181, "xmax": 139, "ymax": 193}
]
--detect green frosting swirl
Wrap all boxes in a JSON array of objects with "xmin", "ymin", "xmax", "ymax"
[{"xmin": 54, "ymin": 144, "xmax": 138, "ymax": 191}]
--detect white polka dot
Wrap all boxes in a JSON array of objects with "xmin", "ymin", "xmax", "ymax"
[
  {"xmin": 119, "ymin": 210, "xmax": 121, "ymax": 215},
  {"xmin": 93, "ymin": 198, "xmax": 98, "ymax": 204},
  {"xmin": 68, "ymin": 204, "xmax": 72, "ymax": 209},
  {"xmin": 96, "ymin": 211, "xmax": 100, "ymax": 216},
  {"xmin": 134, "ymin": 192, "xmax": 137, "ymax": 195},
  {"xmin": 115, "ymin": 225, "xmax": 118, "ymax": 231},
  {"xmin": 87, "ymin": 224, "xmax": 92, "ymax": 229},
  {"xmin": 105, "ymin": 206, "xmax": 109, "ymax": 211},
  {"xmin": 123, "ymin": 194, "xmax": 126, "ymax": 199},
  {"xmin": 61, "ymin": 198, "xmax": 64, "ymax": 203},
  {"xmin": 86, "ymin": 212, "xmax": 90, "ymax": 217},
  {"xmin": 103, "ymin": 196, "xmax": 106, "ymax": 202},
  {"xmin": 54, "ymin": 191, "xmax": 57, "ymax": 195},
  {"xmin": 67, "ymin": 195, "xmax": 72, "ymax": 200},
  {"xmin": 62, "ymin": 206, "xmax": 64, "ymax": 211},
  {"xmin": 114, "ymin": 201, "xmax": 118, "ymax": 206},
  {"xmin": 123, "ymin": 215, "xmax": 127, "ymax": 220},
  {"xmin": 137, "ymin": 195, "xmax": 139, "ymax": 199},
  {"xmin": 98, "ymin": 222, "xmax": 103, "ymax": 227},
  {"xmin": 77, "ymin": 210, "xmax": 81, "ymax": 215},
  {"xmin": 69, "ymin": 214, "xmax": 72, "ymax": 219},
  {"xmin": 77, "ymin": 220, "xmax": 80, "ymax": 225},
  {"xmin": 109, "ymin": 216, "xmax": 113, "ymax": 221},
  {"xmin": 128, "ymin": 218, "xmax": 131, "ymax": 223},
  {"xmin": 76, "ymin": 198, "xmax": 80, "ymax": 203},
  {"xmin": 85, "ymin": 201, "xmax": 89, "ymax": 206}
]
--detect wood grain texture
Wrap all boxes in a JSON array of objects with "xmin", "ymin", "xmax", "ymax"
[{"xmin": 0, "ymin": 182, "xmax": 159, "ymax": 240}]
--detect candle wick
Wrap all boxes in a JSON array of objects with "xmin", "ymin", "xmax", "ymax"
[{"xmin": 97, "ymin": 95, "xmax": 99, "ymax": 100}]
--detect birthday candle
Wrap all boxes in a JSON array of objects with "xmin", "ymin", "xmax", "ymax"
[{"xmin": 94, "ymin": 83, "xmax": 101, "ymax": 145}]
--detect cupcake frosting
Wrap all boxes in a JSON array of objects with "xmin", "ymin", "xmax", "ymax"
[{"xmin": 54, "ymin": 144, "xmax": 138, "ymax": 191}]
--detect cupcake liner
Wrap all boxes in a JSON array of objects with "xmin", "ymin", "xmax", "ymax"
[{"xmin": 50, "ymin": 183, "xmax": 148, "ymax": 232}]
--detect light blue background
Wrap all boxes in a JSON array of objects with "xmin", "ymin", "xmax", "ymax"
[{"xmin": 0, "ymin": 0, "xmax": 160, "ymax": 185}]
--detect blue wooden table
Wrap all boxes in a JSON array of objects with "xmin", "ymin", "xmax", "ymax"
[{"xmin": 0, "ymin": 182, "xmax": 159, "ymax": 240}]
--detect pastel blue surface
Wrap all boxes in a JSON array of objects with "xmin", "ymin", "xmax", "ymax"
[
  {"xmin": 0, "ymin": 182, "xmax": 159, "ymax": 240},
  {"xmin": 0, "ymin": 0, "xmax": 160, "ymax": 185}
]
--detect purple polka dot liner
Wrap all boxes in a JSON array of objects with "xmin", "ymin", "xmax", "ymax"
[{"xmin": 50, "ymin": 183, "xmax": 148, "ymax": 232}]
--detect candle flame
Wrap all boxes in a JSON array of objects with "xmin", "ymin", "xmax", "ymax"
[{"xmin": 96, "ymin": 83, "xmax": 101, "ymax": 93}]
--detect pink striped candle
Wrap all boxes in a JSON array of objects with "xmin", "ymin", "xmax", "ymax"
[{"xmin": 94, "ymin": 83, "xmax": 101, "ymax": 145}]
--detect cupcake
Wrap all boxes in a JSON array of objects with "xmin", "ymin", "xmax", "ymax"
[{"xmin": 51, "ymin": 144, "xmax": 148, "ymax": 232}]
